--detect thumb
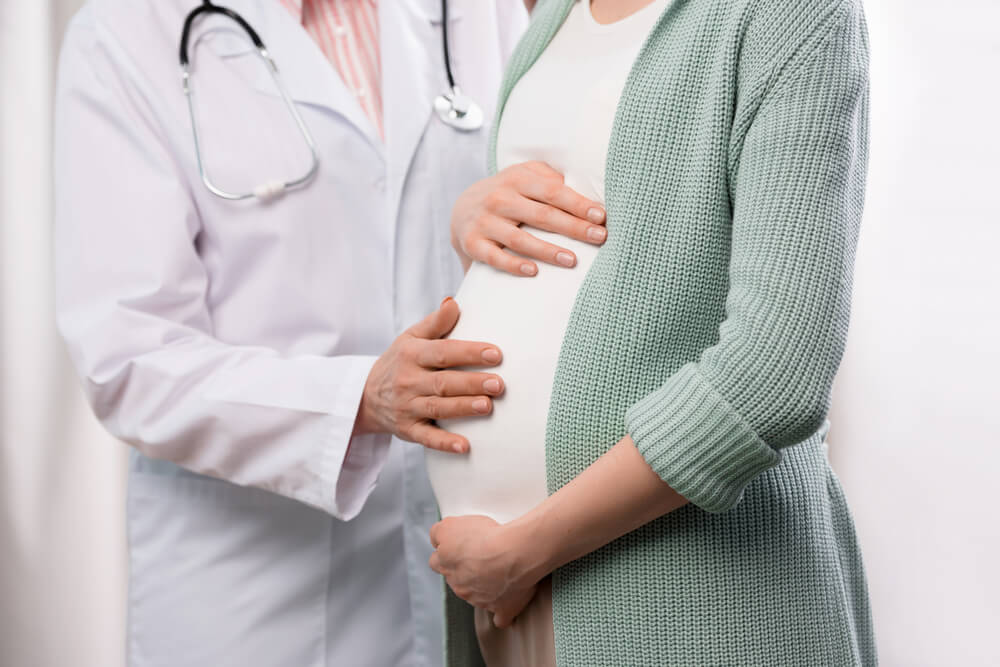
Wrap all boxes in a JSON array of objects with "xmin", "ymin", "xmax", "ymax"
[{"xmin": 408, "ymin": 297, "xmax": 460, "ymax": 340}]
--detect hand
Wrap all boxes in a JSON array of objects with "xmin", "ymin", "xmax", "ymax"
[
  {"xmin": 429, "ymin": 515, "xmax": 542, "ymax": 627},
  {"xmin": 354, "ymin": 298, "xmax": 504, "ymax": 453},
  {"xmin": 450, "ymin": 161, "xmax": 607, "ymax": 276}
]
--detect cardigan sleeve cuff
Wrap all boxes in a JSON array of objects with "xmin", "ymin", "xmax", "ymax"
[{"xmin": 624, "ymin": 363, "xmax": 781, "ymax": 513}]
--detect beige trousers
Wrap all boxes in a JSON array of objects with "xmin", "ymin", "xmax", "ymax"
[{"xmin": 473, "ymin": 576, "xmax": 557, "ymax": 667}]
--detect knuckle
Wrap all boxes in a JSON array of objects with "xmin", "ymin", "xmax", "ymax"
[
  {"xmin": 425, "ymin": 397, "xmax": 441, "ymax": 420},
  {"xmin": 431, "ymin": 373, "xmax": 448, "ymax": 397},
  {"xmin": 542, "ymin": 184, "xmax": 562, "ymax": 201},
  {"xmin": 390, "ymin": 373, "xmax": 408, "ymax": 397},
  {"xmin": 400, "ymin": 337, "xmax": 418, "ymax": 358},
  {"xmin": 495, "ymin": 223, "xmax": 518, "ymax": 246},
  {"xmin": 539, "ymin": 206, "xmax": 558, "ymax": 226},
  {"xmin": 483, "ymin": 189, "xmax": 506, "ymax": 211},
  {"xmin": 490, "ymin": 248, "xmax": 514, "ymax": 271},
  {"xmin": 503, "ymin": 231, "xmax": 524, "ymax": 252},
  {"xmin": 541, "ymin": 165, "xmax": 563, "ymax": 182},
  {"xmin": 471, "ymin": 219, "xmax": 492, "ymax": 240}
]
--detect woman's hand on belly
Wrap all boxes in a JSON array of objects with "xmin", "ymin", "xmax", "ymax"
[
  {"xmin": 430, "ymin": 436, "xmax": 691, "ymax": 621},
  {"xmin": 450, "ymin": 161, "xmax": 607, "ymax": 276},
  {"xmin": 429, "ymin": 514, "xmax": 540, "ymax": 628}
]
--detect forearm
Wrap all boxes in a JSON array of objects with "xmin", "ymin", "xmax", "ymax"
[{"xmin": 506, "ymin": 435, "xmax": 689, "ymax": 582}]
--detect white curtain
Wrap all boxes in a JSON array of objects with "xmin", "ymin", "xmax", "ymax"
[
  {"xmin": 0, "ymin": 1, "xmax": 996, "ymax": 666},
  {"xmin": 1, "ymin": 1, "xmax": 126, "ymax": 667}
]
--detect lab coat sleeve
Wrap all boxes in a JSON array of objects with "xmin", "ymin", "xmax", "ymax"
[{"xmin": 52, "ymin": 11, "xmax": 388, "ymax": 520}]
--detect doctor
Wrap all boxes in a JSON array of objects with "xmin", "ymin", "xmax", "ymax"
[{"xmin": 50, "ymin": 1, "xmax": 553, "ymax": 665}]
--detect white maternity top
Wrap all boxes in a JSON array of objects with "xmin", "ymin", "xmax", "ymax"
[{"xmin": 427, "ymin": 0, "xmax": 668, "ymax": 524}]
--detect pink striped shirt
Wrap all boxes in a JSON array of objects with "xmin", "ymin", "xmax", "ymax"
[{"xmin": 280, "ymin": 0, "xmax": 383, "ymax": 138}]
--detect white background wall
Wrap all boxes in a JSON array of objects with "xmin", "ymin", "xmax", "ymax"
[
  {"xmin": 827, "ymin": 1, "xmax": 1000, "ymax": 664},
  {"xmin": 0, "ymin": 1, "xmax": 997, "ymax": 666}
]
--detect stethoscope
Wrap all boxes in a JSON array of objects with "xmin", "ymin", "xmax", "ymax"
[{"xmin": 179, "ymin": 0, "xmax": 484, "ymax": 201}]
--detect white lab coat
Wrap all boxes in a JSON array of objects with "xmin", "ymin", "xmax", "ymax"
[{"xmin": 53, "ymin": 1, "xmax": 526, "ymax": 665}]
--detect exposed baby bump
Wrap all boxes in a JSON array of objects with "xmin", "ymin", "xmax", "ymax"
[{"xmin": 426, "ymin": 237, "xmax": 599, "ymax": 524}]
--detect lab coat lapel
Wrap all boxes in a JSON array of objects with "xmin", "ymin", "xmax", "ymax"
[
  {"xmin": 199, "ymin": 0, "xmax": 383, "ymax": 154},
  {"xmin": 380, "ymin": 0, "xmax": 462, "ymax": 216}
]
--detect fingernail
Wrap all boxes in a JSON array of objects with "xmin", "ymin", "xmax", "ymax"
[
  {"xmin": 482, "ymin": 348, "xmax": 501, "ymax": 363},
  {"xmin": 473, "ymin": 398, "xmax": 490, "ymax": 413},
  {"xmin": 556, "ymin": 252, "xmax": 575, "ymax": 267},
  {"xmin": 483, "ymin": 378, "xmax": 501, "ymax": 393},
  {"xmin": 440, "ymin": 296, "xmax": 454, "ymax": 307},
  {"xmin": 587, "ymin": 207, "xmax": 606, "ymax": 223},
  {"xmin": 587, "ymin": 226, "xmax": 607, "ymax": 243},
  {"xmin": 452, "ymin": 442, "xmax": 465, "ymax": 453},
  {"xmin": 520, "ymin": 263, "xmax": 537, "ymax": 276}
]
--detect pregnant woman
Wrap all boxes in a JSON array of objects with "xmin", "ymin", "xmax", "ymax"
[{"xmin": 426, "ymin": 0, "xmax": 874, "ymax": 665}]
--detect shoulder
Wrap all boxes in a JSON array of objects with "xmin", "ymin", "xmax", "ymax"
[
  {"xmin": 732, "ymin": 0, "xmax": 868, "ymax": 86},
  {"xmin": 59, "ymin": 0, "xmax": 184, "ymax": 94},
  {"xmin": 61, "ymin": 0, "xmax": 183, "ymax": 63}
]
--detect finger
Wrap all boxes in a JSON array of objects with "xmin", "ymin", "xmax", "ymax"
[
  {"xmin": 514, "ymin": 172, "xmax": 606, "ymax": 225},
  {"xmin": 493, "ymin": 194, "xmax": 607, "ymax": 247},
  {"xmin": 407, "ymin": 297, "xmax": 461, "ymax": 339},
  {"xmin": 410, "ymin": 395, "xmax": 493, "ymax": 421},
  {"xmin": 520, "ymin": 198, "xmax": 608, "ymax": 246},
  {"xmin": 465, "ymin": 237, "xmax": 539, "ymax": 277},
  {"xmin": 519, "ymin": 161, "xmax": 567, "ymax": 185},
  {"xmin": 415, "ymin": 338, "xmax": 502, "ymax": 369},
  {"xmin": 493, "ymin": 595, "xmax": 531, "ymax": 629},
  {"xmin": 429, "ymin": 522, "xmax": 442, "ymax": 548},
  {"xmin": 408, "ymin": 422, "xmax": 469, "ymax": 454},
  {"xmin": 516, "ymin": 160, "xmax": 562, "ymax": 178},
  {"xmin": 419, "ymin": 370, "xmax": 505, "ymax": 397},
  {"xmin": 428, "ymin": 551, "xmax": 443, "ymax": 574},
  {"xmin": 494, "ymin": 219, "xmax": 580, "ymax": 268}
]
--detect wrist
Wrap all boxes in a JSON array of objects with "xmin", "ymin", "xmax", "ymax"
[
  {"xmin": 501, "ymin": 511, "xmax": 557, "ymax": 584},
  {"xmin": 352, "ymin": 384, "xmax": 378, "ymax": 436}
]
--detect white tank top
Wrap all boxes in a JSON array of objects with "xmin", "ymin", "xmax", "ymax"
[{"xmin": 426, "ymin": 0, "xmax": 668, "ymax": 523}]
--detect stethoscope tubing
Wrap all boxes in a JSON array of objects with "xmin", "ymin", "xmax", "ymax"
[{"xmin": 178, "ymin": 0, "xmax": 480, "ymax": 201}]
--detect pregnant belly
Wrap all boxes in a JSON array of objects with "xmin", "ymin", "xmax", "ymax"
[{"xmin": 426, "ymin": 231, "xmax": 598, "ymax": 523}]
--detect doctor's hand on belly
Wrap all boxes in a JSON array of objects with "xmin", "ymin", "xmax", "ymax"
[
  {"xmin": 450, "ymin": 161, "xmax": 607, "ymax": 276},
  {"xmin": 353, "ymin": 298, "xmax": 505, "ymax": 454}
]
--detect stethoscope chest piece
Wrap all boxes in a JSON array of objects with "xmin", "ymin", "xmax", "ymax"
[{"xmin": 434, "ymin": 86, "xmax": 484, "ymax": 131}]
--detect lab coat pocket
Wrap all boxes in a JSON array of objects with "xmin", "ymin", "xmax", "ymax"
[{"xmin": 126, "ymin": 470, "xmax": 331, "ymax": 667}]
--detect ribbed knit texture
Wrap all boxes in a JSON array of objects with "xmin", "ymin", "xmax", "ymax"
[{"xmin": 445, "ymin": 0, "xmax": 875, "ymax": 664}]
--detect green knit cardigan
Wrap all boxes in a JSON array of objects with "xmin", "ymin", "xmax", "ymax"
[{"xmin": 444, "ymin": 0, "xmax": 875, "ymax": 664}]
